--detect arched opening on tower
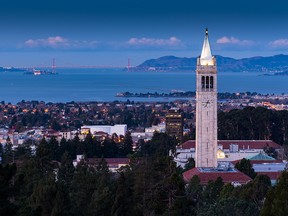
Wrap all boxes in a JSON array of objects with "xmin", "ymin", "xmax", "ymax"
[
  {"xmin": 210, "ymin": 76, "xmax": 214, "ymax": 89},
  {"xmin": 205, "ymin": 76, "xmax": 209, "ymax": 89},
  {"xmin": 201, "ymin": 76, "xmax": 205, "ymax": 89}
]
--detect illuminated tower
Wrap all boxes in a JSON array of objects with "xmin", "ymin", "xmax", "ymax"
[{"xmin": 195, "ymin": 29, "xmax": 218, "ymax": 168}]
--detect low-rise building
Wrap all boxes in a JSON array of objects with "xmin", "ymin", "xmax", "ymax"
[
  {"xmin": 73, "ymin": 155, "xmax": 130, "ymax": 172},
  {"xmin": 175, "ymin": 140, "xmax": 282, "ymax": 168},
  {"xmin": 81, "ymin": 124, "xmax": 127, "ymax": 136}
]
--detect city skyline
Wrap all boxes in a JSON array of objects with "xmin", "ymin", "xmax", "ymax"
[{"xmin": 0, "ymin": 0, "xmax": 288, "ymax": 67}]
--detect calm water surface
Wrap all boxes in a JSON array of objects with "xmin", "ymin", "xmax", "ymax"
[{"xmin": 0, "ymin": 68, "xmax": 287, "ymax": 104}]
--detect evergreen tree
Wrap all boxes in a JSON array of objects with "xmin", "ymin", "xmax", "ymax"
[
  {"xmin": 235, "ymin": 158, "xmax": 257, "ymax": 179},
  {"xmin": 29, "ymin": 178, "xmax": 58, "ymax": 216},
  {"xmin": 58, "ymin": 151, "xmax": 75, "ymax": 186},
  {"xmin": 202, "ymin": 177, "xmax": 224, "ymax": 205},
  {"xmin": 198, "ymin": 197, "xmax": 259, "ymax": 216},
  {"xmin": 0, "ymin": 163, "xmax": 17, "ymax": 215},
  {"xmin": 123, "ymin": 131, "xmax": 133, "ymax": 156},
  {"xmin": 3, "ymin": 141, "xmax": 13, "ymax": 164},
  {"xmin": 186, "ymin": 175, "xmax": 203, "ymax": 214},
  {"xmin": 50, "ymin": 182, "xmax": 72, "ymax": 216},
  {"xmin": 183, "ymin": 157, "xmax": 195, "ymax": 172},
  {"xmin": 70, "ymin": 161, "xmax": 97, "ymax": 216},
  {"xmin": 111, "ymin": 172, "xmax": 133, "ymax": 216},
  {"xmin": 261, "ymin": 171, "xmax": 288, "ymax": 216},
  {"xmin": 87, "ymin": 158, "xmax": 114, "ymax": 215}
]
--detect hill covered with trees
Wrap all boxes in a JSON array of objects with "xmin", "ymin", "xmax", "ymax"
[{"xmin": 133, "ymin": 54, "xmax": 288, "ymax": 73}]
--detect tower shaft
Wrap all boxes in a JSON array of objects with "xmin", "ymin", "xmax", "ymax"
[{"xmin": 195, "ymin": 29, "xmax": 218, "ymax": 168}]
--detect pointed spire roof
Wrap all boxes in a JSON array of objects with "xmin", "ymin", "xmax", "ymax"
[{"xmin": 200, "ymin": 28, "xmax": 214, "ymax": 66}]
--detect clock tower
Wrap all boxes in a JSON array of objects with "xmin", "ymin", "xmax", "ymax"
[{"xmin": 195, "ymin": 29, "xmax": 218, "ymax": 168}]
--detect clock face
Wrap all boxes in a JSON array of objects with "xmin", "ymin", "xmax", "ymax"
[{"xmin": 202, "ymin": 100, "xmax": 211, "ymax": 107}]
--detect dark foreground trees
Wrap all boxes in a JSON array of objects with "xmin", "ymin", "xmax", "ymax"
[
  {"xmin": 0, "ymin": 132, "xmax": 288, "ymax": 215},
  {"xmin": 218, "ymin": 107, "xmax": 288, "ymax": 145}
]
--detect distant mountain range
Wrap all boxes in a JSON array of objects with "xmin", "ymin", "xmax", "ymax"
[{"xmin": 133, "ymin": 54, "xmax": 288, "ymax": 73}]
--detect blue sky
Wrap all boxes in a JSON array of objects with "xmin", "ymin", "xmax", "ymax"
[{"xmin": 0, "ymin": 0, "xmax": 288, "ymax": 67}]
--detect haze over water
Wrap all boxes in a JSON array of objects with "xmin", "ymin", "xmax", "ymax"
[{"xmin": 0, "ymin": 69, "xmax": 287, "ymax": 104}]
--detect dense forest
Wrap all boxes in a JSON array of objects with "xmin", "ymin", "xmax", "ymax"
[
  {"xmin": 1, "ymin": 132, "xmax": 288, "ymax": 215},
  {"xmin": 218, "ymin": 107, "xmax": 288, "ymax": 145}
]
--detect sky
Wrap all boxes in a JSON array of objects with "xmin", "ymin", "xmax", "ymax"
[{"xmin": 0, "ymin": 0, "xmax": 288, "ymax": 67}]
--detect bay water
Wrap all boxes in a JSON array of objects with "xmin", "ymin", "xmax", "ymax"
[{"xmin": 0, "ymin": 68, "xmax": 287, "ymax": 104}]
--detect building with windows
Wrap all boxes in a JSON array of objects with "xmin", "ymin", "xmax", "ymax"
[{"xmin": 165, "ymin": 108, "xmax": 183, "ymax": 141}]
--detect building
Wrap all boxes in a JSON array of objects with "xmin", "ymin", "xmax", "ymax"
[
  {"xmin": 175, "ymin": 140, "xmax": 282, "ymax": 168},
  {"xmin": 145, "ymin": 122, "xmax": 166, "ymax": 136},
  {"xmin": 231, "ymin": 153, "xmax": 288, "ymax": 185},
  {"xmin": 165, "ymin": 108, "xmax": 183, "ymax": 141},
  {"xmin": 81, "ymin": 124, "xmax": 127, "ymax": 136},
  {"xmin": 195, "ymin": 28, "xmax": 218, "ymax": 168},
  {"xmin": 183, "ymin": 167, "xmax": 251, "ymax": 186},
  {"xmin": 73, "ymin": 155, "xmax": 130, "ymax": 172},
  {"xmin": 183, "ymin": 29, "xmax": 251, "ymax": 185}
]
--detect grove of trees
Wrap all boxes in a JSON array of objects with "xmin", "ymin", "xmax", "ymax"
[{"xmin": 1, "ymin": 132, "xmax": 288, "ymax": 215}]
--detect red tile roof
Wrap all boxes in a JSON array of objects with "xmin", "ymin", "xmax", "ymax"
[
  {"xmin": 183, "ymin": 167, "xmax": 252, "ymax": 184},
  {"xmin": 180, "ymin": 140, "xmax": 281, "ymax": 150}
]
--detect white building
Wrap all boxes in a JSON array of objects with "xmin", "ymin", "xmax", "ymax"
[
  {"xmin": 81, "ymin": 124, "xmax": 127, "ymax": 136},
  {"xmin": 144, "ymin": 122, "xmax": 166, "ymax": 136},
  {"xmin": 175, "ymin": 140, "xmax": 282, "ymax": 168}
]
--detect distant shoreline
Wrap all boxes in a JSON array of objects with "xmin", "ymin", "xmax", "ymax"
[{"xmin": 115, "ymin": 91, "xmax": 278, "ymax": 100}]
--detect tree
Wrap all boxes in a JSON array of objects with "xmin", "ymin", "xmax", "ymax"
[
  {"xmin": 186, "ymin": 175, "xmax": 203, "ymax": 215},
  {"xmin": 111, "ymin": 172, "xmax": 132, "ymax": 216},
  {"xmin": 202, "ymin": 177, "xmax": 224, "ymax": 205},
  {"xmin": 70, "ymin": 161, "xmax": 97, "ymax": 216},
  {"xmin": 29, "ymin": 178, "xmax": 58, "ymax": 216},
  {"xmin": 198, "ymin": 197, "xmax": 259, "ymax": 216},
  {"xmin": 87, "ymin": 158, "xmax": 114, "ymax": 215},
  {"xmin": 2, "ymin": 140, "xmax": 13, "ymax": 164},
  {"xmin": 0, "ymin": 163, "xmax": 17, "ymax": 215},
  {"xmin": 235, "ymin": 158, "xmax": 257, "ymax": 179},
  {"xmin": 123, "ymin": 132, "xmax": 133, "ymax": 156},
  {"xmin": 183, "ymin": 157, "xmax": 195, "ymax": 172},
  {"xmin": 118, "ymin": 132, "xmax": 133, "ymax": 157},
  {"xmin": 36, "ymin": 138, "xmax": 56, "ymax": 172},
  {"xmin": 261, "ymin": 171, "xmax": 288, "ymax": 216},
  {"xmin": 58, "ymin": 151, "xmax": 75, "ymax": 186}
]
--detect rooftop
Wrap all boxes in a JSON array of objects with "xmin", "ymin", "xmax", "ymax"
[
  {"xmin": 180, "ymin": 140, "xmax": 281, "ymax": 150},
  {"xmin": 183, "ymin": 167, "xmax": 252, "ymax": 184}
]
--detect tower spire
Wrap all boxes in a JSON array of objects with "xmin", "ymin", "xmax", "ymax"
[{"xmin": 200, "ymin": 28, "xmax": 214, "ymax": 66}]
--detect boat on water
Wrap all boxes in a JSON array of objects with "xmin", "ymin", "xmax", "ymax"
[{"xmin": 33, "ymin": 69, "xmax": 57, "ymax": 75}]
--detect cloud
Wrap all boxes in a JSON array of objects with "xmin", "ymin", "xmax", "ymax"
[
  {"xmin": 24, "ymin": 36, "xmax": 98, "ymax": 49},
  {"xmin": 216, "ymin": 36, "xmax": 254, "ymax": 46},
  {"xmin": 268, "ymin": 39, "xmax": 288, "ymax": 48},
  {"xmin": 24, "ymin": 36, "xmax": 69, "ymax": 48},
  {"xmin": 127, "ymin": 36, "xmax": 182, "ymax": 48}
]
